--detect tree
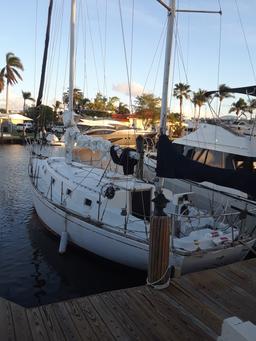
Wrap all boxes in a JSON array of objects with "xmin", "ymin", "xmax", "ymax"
[
  {"xmin": 215, "ymin": 83, "xmax": 234, "ymax": 117},
  {"xmin": 22, "ymin": 91, "xmax": 35, "ymax": 112},
  {"xmin": 52, "ymin": 100, "xmax": 63, "ymax": 123},
  {"xmin": 115, "ymin": 102, "xmax": 130, "ymax": 115},
  {"xmin": 1, "ymin": 52, "xmax": 24, "ymax": 113},
  {"xmin": 105, "ymin": 96, "xmax": 119, "ymax": 112},
  {"xmin": 92, "ymin": 92, "xmax": 108, "ymax": 111},
  {"xmin": 167, "ymin": 112, "xmax": 183, "ymax": 137},
  {"xmin": 229, "ymin": 98, "xmax": 248, "ymax": 117},
  {"xmin": 173, "ymin": 83, "xmax": 191, "ymax": 124},
  {"xmin": 27, "ymin": 104, "xmax": 54, "ymax": 128},
  {"xmin": 63, "ymin": 88, "xmax": 84, "ymax": 112},
  {"xmin": 134, "ymin": 93, "xmax": 161, "ymax": 129},
  {"xmin": 191, "ymin": 89, "xmax": 209, "ymax": 119}
]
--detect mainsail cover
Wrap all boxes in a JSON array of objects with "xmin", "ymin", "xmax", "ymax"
[
  {"xmin": 156, "ymin": 135, "xmax": 256, "ymax": 198},
  {"xmin": 205, "ymin": 85, "xmax": 256, "ymax": 97}
]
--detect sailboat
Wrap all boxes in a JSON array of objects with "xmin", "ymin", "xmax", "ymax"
[
  {"xmin": 29, "ymin": 0, "xmax": 256, "ymax": 275},
  {"xmin": 144, "ymin": 87, "xmax": 256, "ymax": 238}
]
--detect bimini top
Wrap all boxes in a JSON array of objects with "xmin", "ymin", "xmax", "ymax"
[
  {"xmin": 157, "ymin": 134, "xmax": 256, "ymax": 199},
  {"xmin": 174, "ymin": 123, "xmax": 256, "ymax": 158}
]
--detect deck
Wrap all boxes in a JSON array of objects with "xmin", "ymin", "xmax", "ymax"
[{"xmin": 1, "ymin": 258, "xmax": 256, "ymax": 340}]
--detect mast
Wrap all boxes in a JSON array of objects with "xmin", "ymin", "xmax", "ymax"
[
  {"xmin": 157, "ymin": 0, "xmax": 221, "ymax": 134},
  {"xmin": 36, "ymin": 0, "xmax": 53, "ymax": 108},
  {"xmin": 64, "ymin": 0, "xmax": 77, "ymax": 164},
  {"xmin": 69, "ymin": 0, "xmax": 76, "ymax": 112},
  {"xmin": 159, "ymin": 0, "xmax": 175, "ymax": 135}
]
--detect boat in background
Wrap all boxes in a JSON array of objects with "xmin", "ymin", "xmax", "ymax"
[
  {"xmin": 77, "ymin": 118, "xmax": 156, "ymax": 148},
  {"xmin": 46, "ymin": 133, "xmax": 65, "ymax": 146}
]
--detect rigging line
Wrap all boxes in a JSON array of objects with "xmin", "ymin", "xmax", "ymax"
[
  {"xmin": 44, "ymin": 1, "xmax": 60, "ymax": 105},
  {"xmin": 33, "ymin": 0, "xmax": 38, "ymax": 100},
  {"xmin": 118, "ymin": 0, "xmax": 132, "ymax": 113},
  {"xmin": 54, "ymin": 0, "xmax": 64, "ymax": 104},
  {"xmin": 186, "ymin": 0, "xmax": 191, "ymax": 79},
  {"xmin": 85, "ymin": 0, "xmax": 100, "ymax": 92},
  {"xmin": 81, "ymin": 1, "xmax": 88, "ymax": 97},
  {"xmin": 103, "ymin": 0, "xmax": 108, "ymax": 95},
  {"xmin": 96, "ymin": 0, "xmax": 107, "ymax": 97},
  {"xmin": 143, "ymin": 18, "xmax": 167, "ymax": 93},
  {"xmin": 216, "ymin": 0, "xmax": 222, "ymax": 92},
  {"xmin": 74, "ymin": 0, "xmax": 83, "ymax": 92},
  {"xmin": 103, "ymin": 0, "xmax": 108, "ymax": 97},
  {"xmin": 175, "ymin": 30, "xmax": 189, "ymax": 84},
  {"xmin": 80, "ymin": 0, "xmax": 88, "ymax": 97},
  {"xmin": 234, "ymin": 0, "xmax": 256, "ymax": 82},
  {"xmin": 44, "ymin": 0, "xmax": 59, "ymax": 105},
  {"xmin": 174, "ymin": 3, "xmax": 190, "ymax": 84},
  {"xmin": 129, "ymin": 0, "xmax": 134, "ymax": 103},
  {"xmin": 153, "ymin": 27, "xmax": 166, "ymax": 94},
  {"xmin": 62, "ymin": 158, "xmax": 108, "ymax": 202},
  {"xmin": 168, "ymin": 15, "xmax": 178, "ymax": 112},
  {"xmin": 62, "ymin": 31, "xmax": 70, "ymax": 106}
]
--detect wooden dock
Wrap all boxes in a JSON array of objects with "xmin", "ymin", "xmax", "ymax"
[{"xmin": 1, "ymin": 258, "xmax": 256, "ymax": 340}]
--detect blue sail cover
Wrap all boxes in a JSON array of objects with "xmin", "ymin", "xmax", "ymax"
[{"xmin": 156, "ymin": 135, "xmax": 256, "ymax": 198}]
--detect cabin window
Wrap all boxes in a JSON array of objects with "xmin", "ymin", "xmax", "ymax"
[
  {"xmin": 131, "ymin": 190, "xmax": 151, "ymax": 221},
  {"xmin": 194, "ymin": 149, "xmax": 208, "ymax": 164},
  {"xmin": 233, "ymin": 156, "xmax": 256, "ymax": 171},
  {"xmin": 205, "ymin": 150, "xmax": 223, "ymax": 168}
]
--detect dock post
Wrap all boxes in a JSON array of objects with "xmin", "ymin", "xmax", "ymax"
[{"xmin": 147, "ymin": 191, "xmax": 171, "ymax": 289}]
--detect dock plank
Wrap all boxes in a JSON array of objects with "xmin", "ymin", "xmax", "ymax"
[
  {"xmin": 97, "ymin": 290, "xmax": 148, "ymax": 340},
  {"xmin": 38, "ymin": 304, "xmax": 67, "ymax": 341},
  {"xmin": 88, "ymin": 293, "xmax": 131, "ymax": 340},
  {"xmin": 64, "ymin": 299, "xmax": 99, "ymax": 341},
  {"xmin": 216, "ymin": 266, "xmax": 256, "ymax": 297},
  {"xmin": 166, "ymin": 281, "xmax": 222, "ymax": 334},
  {"xmin": 136, "ymin": 286, "xmax": 215, "ymax": 340},
  {"xmin": 77, "ymin": 296, "xmax": 115, "ymax": 341},
  {"xmin": 26, "ymin": 307, "xmax": 50, "ymax": 341},
  {"xmin": 0, "ymin": 298, "xmax": 16, "ymax": 341},
  {"xmin": 184, "ymin": 268, "xmax": 256, "ymax": 323},
  {"xmin": 10, "ymin": 301, "xmax": 32, "ymax": 341},
  {"xmin": 51, "ymin": 301, "xmax": 83, "ymax": 341},
  {"xmin": 110, "ymin": 287, "xmax": 174, "ymax": 341}
]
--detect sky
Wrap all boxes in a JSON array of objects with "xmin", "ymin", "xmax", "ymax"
[{"xmin": 0, "ymin": 0, "xmax": 256, "ymax": 118}]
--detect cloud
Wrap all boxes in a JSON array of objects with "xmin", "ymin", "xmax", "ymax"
[
  {"xmin": 0, "ymin": 94, "xmax": 23, "ymax": 111},
  {"xmin": 113, "ymin": 82, "xmax": 145, "ymax": 97}
]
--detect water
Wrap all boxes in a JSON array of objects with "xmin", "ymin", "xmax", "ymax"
[{"xmin": 0, "ymin": 144, "xmax": 146, "ymax": 307}]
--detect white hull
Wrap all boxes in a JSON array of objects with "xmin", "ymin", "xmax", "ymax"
[{"xmin": 32, "ymin": 181, "xmax": 254, "ymax": 275}]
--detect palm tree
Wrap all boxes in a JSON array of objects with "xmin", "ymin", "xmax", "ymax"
[
  {"xmin": 53, "ymin": 100, "xmax": 62, "ymax": 123},
  {"xmin": 63, "ymin": 88, "xmax": 84, "ymax": 112},
  {"xmin": 215, "ymin": 84, "xmax": 233, "ymax": 117},
  {"xmin": 229, "ymin": 98, "xmax": 248, "ymax": 118},
  {"xmin": 1, "ymin": 52, "xmax": 24, "ymax": 114},
  {"xmin": 116, "ymin": 102, "xmax": 130, "ymax": 115},
  {"xmin": 22, "ymin": 91, "xmax": 35, "ymax": 112},
  {"xmin": 191, "ymin": 89, "xmax": 209, "ymax": 119},
  {"xmin": 106, "ymin": 96, "xmax": 119, "ymax": 112},
  {"xmin": 173, "ymin": 83, "xmax": 191, "ymax": 124}
]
